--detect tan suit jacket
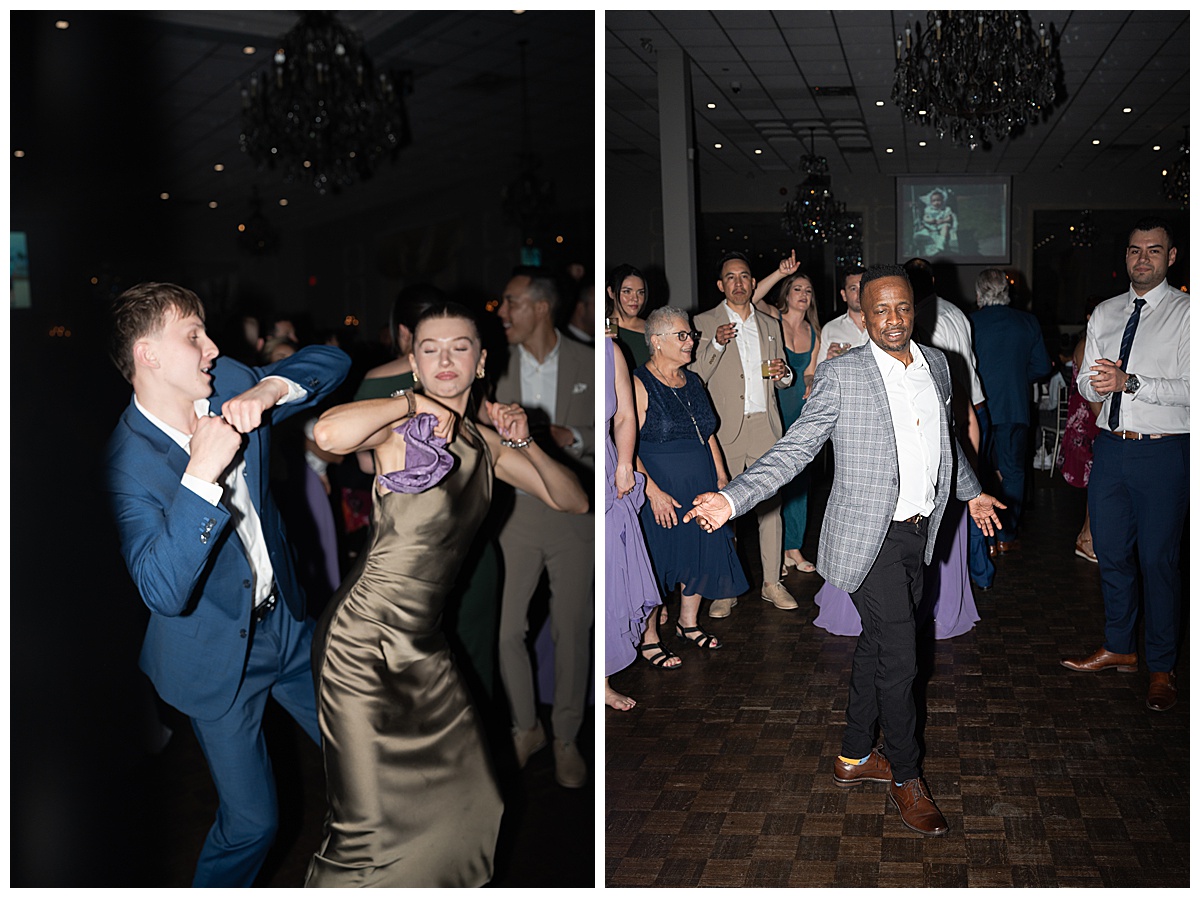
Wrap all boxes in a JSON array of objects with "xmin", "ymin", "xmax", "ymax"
[{"xmin": 691, "ymin": 302, "xmax": 794, "ymax": 448}]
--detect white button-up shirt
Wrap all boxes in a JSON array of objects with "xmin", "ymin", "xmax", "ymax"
[
  {"xmin": 723, "ymin": 302, "xmax": 768, "ymax": 415},
  {"xmin": 1078, "ymin": 280, "xmax": 1190, "ymax": 434},
  {"xmin": 136, "ymin": 376, "xmax": 304, "ymax": 608},
  {"xmin": 870, "ymin": 340, "xmax": 940, "ymax": 520}
]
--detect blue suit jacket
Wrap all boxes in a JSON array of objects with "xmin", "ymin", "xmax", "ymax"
[
  {"xmin": 105, "ymin": 346, "xmax": 350, "ymax": 720},
  {"xmin": 723, "ymin": 342, "xmax": 982, "ymax": 593},
  {"xmin": 970, "ymin": 305, "xmax": 1052, "ymax": 426}
]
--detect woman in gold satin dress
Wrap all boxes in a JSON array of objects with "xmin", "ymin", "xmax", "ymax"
[{"xmin": 305, "ymin": 303, "xmax": 588, "ymax": 887}]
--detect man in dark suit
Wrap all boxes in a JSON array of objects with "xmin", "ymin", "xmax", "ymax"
[
  {"xmin": 494, "ymin": 267, "xmax": 594, "ymax": 789},
  {"xmin": 104, "ymin": 283, "xmax": 350, "ymax": 886},
  {"xmin": 686, "ymin": 265, "xmax": 1004, "ymax": 836},
  {"xmin": 970, "ymin": 267, "xmax": 1053, "ymax": 554}
]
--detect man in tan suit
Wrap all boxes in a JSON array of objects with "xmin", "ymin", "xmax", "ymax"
[
  {"xmin": 494, "ymin": 267, "xmax": 594, "ymax": 788},
  {"xmin": 692, "ymin": 251, "xmax": 797, "ymax": 617}
]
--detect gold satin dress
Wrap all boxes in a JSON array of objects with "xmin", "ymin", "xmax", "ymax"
[{"xmin": 306, "ymin": 420, "xmax": 503, "ymax": 887}]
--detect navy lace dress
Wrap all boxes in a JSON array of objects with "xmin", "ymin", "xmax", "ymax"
[{"xmin": 634, "ymin": 366, "xmax": 749, "ymax": 600}]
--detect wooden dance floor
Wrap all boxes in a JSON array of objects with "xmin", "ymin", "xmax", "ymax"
[{"xmin": 605, "ymin": 468, "xmax": 1189, "ymax": 888}]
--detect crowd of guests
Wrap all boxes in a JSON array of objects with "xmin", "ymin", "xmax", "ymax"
[
  {"xmin": 103, "ymin": 266, "xmax": 597, "ymax": 886},
  {"xmin": 605, "ymin": 215, "xmax": 1189, "ymax": 835}
]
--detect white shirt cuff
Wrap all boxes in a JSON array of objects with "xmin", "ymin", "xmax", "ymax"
[
  {"xmin": 719, "ymin": 489, "xmax": 738, "ymax": 518},
  {"xmin": 264, "ymin": 375, "xmax": 306, "ymax": 404},
  {"xmin": 182, "ymin": 473, "xmax": 223, "ymax": 505}
]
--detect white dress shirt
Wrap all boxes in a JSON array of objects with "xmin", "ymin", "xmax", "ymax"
[
  {"xmin": 815, "ymin": 312, "xmax": 868, "ymax": 367},
  {"xmin": 915, "ymin": 294, "xmax": 986, "ymax": 406},
  {"xmin": 1077, "ymin": 280, "xmax": 1190, "ymax": 434},
  {"xmin": 136, "ymin": 376, "xmax": 305, "ymax": 608},
  {"xmin": 870, "ymin": 340, "xmax": 940, "ymax": 520},
  {"xmin": 721, "ymin": 302, "xmax": 769, "ymax": 415},
  {"xmin": 517, "ymin": 331, "xmax": 583, "ymax": 449}
]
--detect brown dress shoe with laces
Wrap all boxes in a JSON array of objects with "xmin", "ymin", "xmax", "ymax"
[
  {"xmin": 1060, "ymin": 646, "xmax": 1138, "ymax": 673},
  {"xmin": 888, "ymin": 778, "xmax": 948, "ymax": 836},
  {"xmin": 833, "ymin": 750, "xmax": 892, "ymax": 787},
  {"xmin": 1147, "ymin": 672, "xmax": 1178, "ymax": 711}
]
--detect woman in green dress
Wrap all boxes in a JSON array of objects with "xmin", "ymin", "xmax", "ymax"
[{"xmin": 607, "ymin": 263, "xmax": 651, "ymax": 370}]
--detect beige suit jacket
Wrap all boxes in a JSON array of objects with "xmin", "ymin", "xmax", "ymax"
[{"xmin": 691, "ymin": 302, "xmax": 794, "ymax": 448}]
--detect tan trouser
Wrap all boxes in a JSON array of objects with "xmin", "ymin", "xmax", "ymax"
[{"xmin": 720, "ymin": 413, "xmax": 783, "ymax": 588}]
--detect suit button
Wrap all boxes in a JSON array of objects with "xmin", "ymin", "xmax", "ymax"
[
  {"xmin": 243, "ymin": 579, "xmax": 251, "ymax": 588},
  {"xmin": 239, "ymin": 629, "xmax": 247, "ymax": 639},
  {"xmin": 200, "ymin": 534, "xmax": 208, "ymax": 544}
]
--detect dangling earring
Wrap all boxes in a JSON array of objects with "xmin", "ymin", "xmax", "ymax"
[
  {"xmin": 412, "ymin": 370, "xmax": 420, "ymax": 386},
  {"xmin": 476, "ymin": 364, "xmax": 486, "ymax": 380}
]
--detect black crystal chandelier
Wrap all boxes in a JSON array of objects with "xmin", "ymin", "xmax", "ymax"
[
  {"xmin": 892, "ymin": 11, "xmax": 1061, "ymax": 150},
  {"xmin": 239, "ymin": 11, "xmax": 412, "ymax": 195},
  {"xmin": 501, "ymin": 40, "xmax": 555, "ymax": 234},
  {"xmin": 1069, "ymin": 210, "xmax": 1097, "ymax": 249},
  {"xmin": 1162, "ymin": 130, "xmax": 1188, "ymax": 208},
  {"xmin": 781, "ymin": 133, "xmax": 844, "ymax": 246}
]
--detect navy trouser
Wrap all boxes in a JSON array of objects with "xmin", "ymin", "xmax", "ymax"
[{"xmin": 1089, "ymin": 431, "xmax": 1189, "ymax": 672}]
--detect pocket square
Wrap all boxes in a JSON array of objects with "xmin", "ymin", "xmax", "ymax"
[{"xmin": 572, "ymin": 382, "xmax": 588, "ymax": 394}]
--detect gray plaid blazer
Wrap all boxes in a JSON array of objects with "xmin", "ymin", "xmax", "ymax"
[{"xmin": 722, "ymin": 342, "xmax": 982, "ymax": 593}]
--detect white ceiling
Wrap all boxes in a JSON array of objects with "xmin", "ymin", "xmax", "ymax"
[{"xmin": 606, "ymin": 10, "xmax": 1190, "ymax": 182}]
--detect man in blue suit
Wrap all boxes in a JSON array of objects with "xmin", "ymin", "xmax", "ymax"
[
  {"xmin": 686, "ymin": 265, "xmax": 1004, "ymax": 837},
  {"xmin": 105, "ymin": 283, "xmax": 350, "ymax": 886},
  {"xmin": 970, "ymin": 268, "xmax": 1053, "ymax": 554}
]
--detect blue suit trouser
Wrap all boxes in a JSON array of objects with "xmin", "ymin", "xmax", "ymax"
[
  {"xmin": 189, "ymin": 607, "xmax": 320, "ymax": 888},
  {"xmin": 845, "ymin": 518, "xmax": 927, "ymax": 784},
  {"xmin": 1089, "ymin": 432, "xmax": 1189, "ymax": 672},
  {"xmin": 989, "ymin": 423, "xmax": 1028, "ymax": 541},
  {"xmin": 967, "ymin": 404, "xmax": 995, "ymax": 587}
]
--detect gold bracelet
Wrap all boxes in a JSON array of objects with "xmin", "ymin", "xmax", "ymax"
[{"xmin": 390, "ymin": 388, "xmax": 416, "ymax": 419}]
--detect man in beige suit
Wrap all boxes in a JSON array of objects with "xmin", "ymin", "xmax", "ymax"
[
  {"xmin": 494, "ymin": 267, "xmax": 594, "ymax": 789},
  {"xmin": 692, "ymin": 251, "xmax": 797, "ymax": 618}
]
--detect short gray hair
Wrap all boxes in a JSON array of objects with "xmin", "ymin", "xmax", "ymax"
[
  {"xmin": 644, "ymin": 306, "xmax": 690, "ymax": 352},
  {"xmin": 975, "ymin": 268, "xmax": 1011, "ymax": 307}
]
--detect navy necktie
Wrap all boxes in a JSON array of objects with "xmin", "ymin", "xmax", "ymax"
[{"xmin": 1107, "ymin": 297, "xmax": 1145, "ymax": 431}]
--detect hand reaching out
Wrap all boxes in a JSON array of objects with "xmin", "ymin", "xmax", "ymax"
[
  {"xmin": 967, "ymin": 492, "xmax": 1007, "ymax": 537},
  {"xmin": 682, "ymin": 491, "xmax": 733, "ymax": 532}
]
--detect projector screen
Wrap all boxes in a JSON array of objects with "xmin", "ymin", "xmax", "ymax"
[{"xmin": 896, "ymin": 175, "xmax": 1011, "ymax": 265}]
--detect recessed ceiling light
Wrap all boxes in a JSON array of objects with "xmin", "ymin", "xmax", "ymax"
[
  {"xmin": 513, "ymin": 10, "xmax": 526, "ymax": 14},
  {"xmin": 208, "ymin": 201, "xmax": 218, "ymax": 209},
  {"xmin": 1092, "ymin": 139, "xmax": 1101, "ymax": 145},
  {"xmin": 886, "ymin": 147, "xmax": 894, "ymax": 154},
  {"xmin": 714, "ymin": 143, "xmax": 722, "ymax": 149},
  {"xmin": 159, "ymin": 192, "xmax": 170, "ymax": 200},
  {"xmin": 214, "ymin": 163, "xmax": 225, "ymax": 172},
  {"xmin": 1154, "ymin": 145, "xmax": 1162, "ymax": 151},
  {"xmin": 918, "ymin": 110, "xmax": 927, "ymax": 116},
  {"xmin": 279, "ymin": 198, "xmax": 288, "ymax": 206},
  {"xmin": 707, "ymin": 102, "xmax": 717, "ymax": 109},
  {"xmin": 1122, "ymin": 107, "xmax": 1132, "ymax": 113},
  {"xmin": 876, "ymin": 101, "xmax": 885, "ymax": 107},
  {"xmin": 1162, "ymin": 168, "xmax": 1169, "ymax": 176},
  {"xmin": 243, "ymin": 46, "xmax": 256, "ymax": 55},
  {"xmin": 13, "ymin": 150, "xmax": 24, "ymax": 158},
  {"xmin": 55, "ymin": 20, "xmax": 69, "ymax": 30},
  {"xmin": 754, "ymin": 148, "xmax": 763, "ymax": 155},
  {"xmin": 919, "ymin": 141, "xmax": 927, "ymax": 147}
]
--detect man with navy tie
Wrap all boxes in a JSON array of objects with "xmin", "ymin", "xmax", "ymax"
[{"xmin": 1061, "ymin": 218, "xmax": 1189, "ymax": 713}]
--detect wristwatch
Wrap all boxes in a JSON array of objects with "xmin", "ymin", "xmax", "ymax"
[{"xmin": 1123, "ymin": 374, "xmax": 1140, "ymax": 395}]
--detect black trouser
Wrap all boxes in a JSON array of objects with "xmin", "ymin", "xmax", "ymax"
[{"xmin": 843, "ymin": 517, "xmax": 927, "ymax": 784}]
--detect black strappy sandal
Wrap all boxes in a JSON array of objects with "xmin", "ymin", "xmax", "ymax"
[
  {"xmin": 638, "ymin": 641, "xmax": 681, "ymax": 669},
  {"xmin": 675, "ymin": 625, "xmax": 722, "ymax": 650}
]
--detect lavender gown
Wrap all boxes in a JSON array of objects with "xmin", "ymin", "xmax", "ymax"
[
  {"xmin": 604, "ymin": 338, "xmax": 661, "ymax": 675},
  {"xmin": 813, "ymin": 500, "xmax": 980, "ymax": 639}
]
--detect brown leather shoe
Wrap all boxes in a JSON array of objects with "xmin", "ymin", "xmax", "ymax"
[
  {"xmin": 987, "ymin": 544, "xmax": 998, "ymax": 559},
  {"xmin": 1060, "ymin": 646, "xmax": 1138, "ymax": 673},
  {"xmin": 833, "ymin": 750, "xmax": 892, "ymax": 787},
  {"xmin": 1147, "ymin": 671, "xmax": 1178, "ymax": 711},
  {"xmin": 888, "ymin": 778, "xmax": 948, "ymax": 836},
  {"xmin": 997, "ymin": 539, "xmax": 1021, "ymax": 554}
]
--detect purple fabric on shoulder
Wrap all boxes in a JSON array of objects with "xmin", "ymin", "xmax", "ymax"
[{"xmin": 376, "ymin": 413, "xmax": 454, "ymax": 494}]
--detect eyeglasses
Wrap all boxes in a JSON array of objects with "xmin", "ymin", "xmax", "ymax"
[{"xmin": 654, "ymin": 330, "xmax": 700, "ymax": 343}]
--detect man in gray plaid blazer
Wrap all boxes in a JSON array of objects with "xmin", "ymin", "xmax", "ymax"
[{"xmin": 686, "ymin": 264, "xmax": 1004, "ymax": 837}]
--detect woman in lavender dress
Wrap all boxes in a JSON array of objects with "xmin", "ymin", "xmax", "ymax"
[{"xmin": 605, "ymin": 335, "xmax": 671, "ymax": 710}]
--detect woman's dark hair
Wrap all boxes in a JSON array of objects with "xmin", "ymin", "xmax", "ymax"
[
  {"xmin": 606, "ymin": 264, "xmax": 645, "ymax": 306},
  {"xmin": 391, "ymin": 283, "xmax": 448, "ymax": 355}
]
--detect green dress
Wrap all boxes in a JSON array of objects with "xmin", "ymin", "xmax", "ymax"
[
  {"xmin": 354, "ymin": 373, "xmax": 499, "ymax": 699},
  {"xmin": 616, "ymin": 325, "xmax": 650, "ymax": 370}
]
